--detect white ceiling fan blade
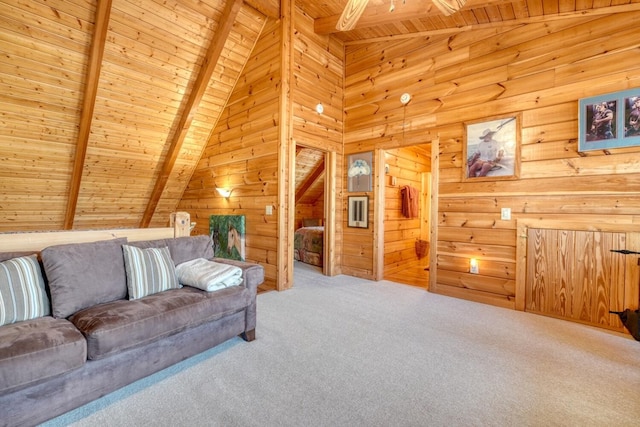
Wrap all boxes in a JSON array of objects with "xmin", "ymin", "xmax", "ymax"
[
  {"xmin": 336, "ymin": 0, "xmax": 370, "ymax": 32},
  {"xmin": 432, "ymin": 0, "xmax": 467, "ymax": 16}
]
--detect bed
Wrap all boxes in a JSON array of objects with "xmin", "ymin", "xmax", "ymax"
[{"xmin": 294, "ymin": 219, "xmax": 324, "ymax": 267}]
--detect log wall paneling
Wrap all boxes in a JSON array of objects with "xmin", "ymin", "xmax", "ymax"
[
  {"xmin": 178, "ymin": 17, "xmax": 282, "ymax": 290},
  {"xmin": 291, "ymin": 9, "xmax": 344, "ymax": 276},
  {"xmin": 343, "ymin": 10, "xmax": 640, "ymax": 323}
]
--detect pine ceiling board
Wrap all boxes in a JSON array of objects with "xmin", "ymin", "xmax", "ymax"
[
  {"xmin": 0, "ymin": 0, "xmax": 93, "ymax": 231},
  {"xmin": 498, "ymin": 2, "xmax": 517, "ymax": 19},
  {"xmin": 74, "ymin": 0, "xmax": 217, "ymax": 229},
  {"xmin": 0, "ymin": 4, "xmax": 92, "ymax": 54},
  {"xmin": 148, "ymin": 4, "xmax": 266, "ymax": 227}
]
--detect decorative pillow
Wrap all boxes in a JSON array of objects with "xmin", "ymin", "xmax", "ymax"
[
  {"xmin": 0, "ymin": 255, "xmax": 50, "ymax": 326},
  {"xmin": 41, "ymin": 238, "xmax": 128, "ymax": 319},
  {"xmin": 175, "ymin": 258, "xmax": 243, "ymax": 292},
  {"xmin": 122, "ymin": 245, "xmax": 180, "ymax": 300}
]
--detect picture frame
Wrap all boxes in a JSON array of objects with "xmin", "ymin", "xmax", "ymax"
[
  {"xmin": 347, "ymin": 152, "xmax": 373, "ymax": 192},
  {"xmin": 348, "ymin": 196, "xmax": 368, "ymax": 228},
  {"xmin": 209, "ymin": 215, "xmax": 246, "ymax": 261},
  {"xmin": 463, "ymin": 114, "xmax": 520, "ymax": 181},
  {"xmin": 578, "ymin": 89, "xmax": 640, "ymax": 152}
]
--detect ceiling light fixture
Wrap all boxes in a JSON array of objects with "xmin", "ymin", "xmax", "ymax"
[{"xmin": 315, "ymin": 103, "xmax": 324, "ymax": 114}]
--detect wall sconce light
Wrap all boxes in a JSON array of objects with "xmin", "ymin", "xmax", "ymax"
[
  {"xmin": 469, "ymin": 258, "xmax": 479, "ymax": 274},
  {"xmin": 216, "ymin": 187, "xmax": 232, "ymax": 198}
]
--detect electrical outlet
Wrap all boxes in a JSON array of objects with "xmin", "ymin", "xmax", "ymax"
[
  {"xmin": 501, "ymin": 207, "xmax": 511, "ymax": 221},
  {"xmin": 470, "ymin": 259, "xmax": 479, "ymax": 274},
  {"xmin": 265, "ymin": 205, "xmax": 273, "ymax": 215}
]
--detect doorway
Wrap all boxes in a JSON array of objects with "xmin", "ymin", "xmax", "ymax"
[
  {"xmin": 378, "ymin": 144, "xmax": 432, "ymax": 288},
  {"xmin": 293, "ymin": 145, "xmax": 335, "ymax": 276}
]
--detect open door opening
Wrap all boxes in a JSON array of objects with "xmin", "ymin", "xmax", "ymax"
[
  {"xmin": 379, "ymin": 144, "xmax": 432, "ymax": 288},
  {"xmin": 293, "ymin": 145, "xmax": 334, "ymax": 277}
]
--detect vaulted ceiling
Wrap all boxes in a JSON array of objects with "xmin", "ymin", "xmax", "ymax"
[{"xmin": 1, "ymin": 0, "xmax": 638, "ymax": 232}]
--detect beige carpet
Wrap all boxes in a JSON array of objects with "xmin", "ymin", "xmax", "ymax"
[{"xmin": 44, "ymin": 262, "xmax": 640, "ymax": 426}]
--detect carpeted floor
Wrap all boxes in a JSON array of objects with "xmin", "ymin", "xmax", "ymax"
[{"xmin": 43, "ymin": 262, "xmax": 640, "ymax": 426}]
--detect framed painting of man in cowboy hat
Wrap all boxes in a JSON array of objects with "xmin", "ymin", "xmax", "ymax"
[{"xmin": 463, "ymin": 114, "xmax": 521, "ymax": 182}]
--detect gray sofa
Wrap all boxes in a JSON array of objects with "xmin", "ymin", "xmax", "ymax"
[{"xmin": 0, "ymin": 235, "xmax": 263, "ymax": 427}]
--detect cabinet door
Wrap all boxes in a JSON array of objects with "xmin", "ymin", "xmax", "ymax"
[{"xmin": 525, "ymin": 228, "xmax": 627, "ymax": 331}]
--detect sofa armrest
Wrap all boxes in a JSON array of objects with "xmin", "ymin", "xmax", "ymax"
[
  {"xmin": 211, "ymin": 258, "xmax": 264, "ymax": 294},
  {"xmin": 212, "ymin": 258, "xmax": 263, "ymax": 341}
]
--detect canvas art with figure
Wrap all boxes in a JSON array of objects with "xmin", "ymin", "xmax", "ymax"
[
  {"xmin": 209, "ymin": 215, "xmax": 246, "ymax": 261},
  {"xmin": 464, "ymin": 115, "xmax": 520, "ymax": 181}
]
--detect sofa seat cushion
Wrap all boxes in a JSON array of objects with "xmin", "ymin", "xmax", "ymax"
[
  {"xmin": 0, "ymin": 316, "xmax": 87, "ymax": 394},
  {"xmin": 70, "ymin": 285, "xmax": 251, "ymax": 360}
]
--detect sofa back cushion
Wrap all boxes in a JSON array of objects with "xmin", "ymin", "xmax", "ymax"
[
  {"xmin": 41, "ymin": 238, "xmax": 128, "ymax": 318},
  {"xmin": 128, "ymin": 235, "xmax": 214, "ymax": 265},
  {"xmin": 0, "ymin": 255, "xmax": 50, "ymax": 326}
]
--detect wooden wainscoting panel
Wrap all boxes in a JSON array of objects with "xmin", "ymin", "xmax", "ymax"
[{"xmin": 524, "ymin": 226, "xmax": 628, "ymax": 332}]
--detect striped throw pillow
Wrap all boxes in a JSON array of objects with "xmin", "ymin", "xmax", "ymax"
[
  {"xmin": 122, "ymin": 245, "xmax": 180, "ymax": 300},
  {"xmin": 0, "ymin": 255, "xmax": 50, "ymax": 326}
]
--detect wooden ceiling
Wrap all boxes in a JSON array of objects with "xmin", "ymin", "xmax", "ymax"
[
  {"xmin": 302, "ymin": 0, "xmax": 640, "ymax": 43},
  {"xmin": 2, "ymin": 0, "xmax": 638, "ymax": 232}
]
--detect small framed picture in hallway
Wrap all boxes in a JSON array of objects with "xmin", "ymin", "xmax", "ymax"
[{"xmin": 348, "ymin": 196, "xmax": 368, "ymax": 228}]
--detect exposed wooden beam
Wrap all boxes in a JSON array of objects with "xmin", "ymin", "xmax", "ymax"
[
  {"xmin": 64, "ymin": 0, "xmax": 112, "ymax": 229},
  {"xmin": 295, "ymin": 160, "xmax": 325, "ymax": 202},
  {"xmin": 278, "ymin": 0, "xmax": 294, "ymax": 291},
  {"xmin": 140, "ymin": 0, "xmax": 244, "ymax": 227},
  {"xmin": 315, "ymin": 0, "xmax": 445, "ymax": 34}
]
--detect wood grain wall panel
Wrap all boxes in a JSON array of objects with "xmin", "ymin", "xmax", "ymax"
[
  {"xmin": 526, "ymin": 228, "xmax": 628, "ymax": 331},
  {"xmin": 345, "ymin": 10, "xmax": 640, "ymax": 307},
  {"xmin": 178, "ymin": 17, "xmax": 281, "ymax": 289},
  {"xmin": 291, "ymin": 9, "xmax": 344, "ymax": 274}
]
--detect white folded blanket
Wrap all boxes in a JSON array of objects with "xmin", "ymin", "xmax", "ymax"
[{"xmin": 175, "ymin": 258, "xmax": 243, "ymax": 292}]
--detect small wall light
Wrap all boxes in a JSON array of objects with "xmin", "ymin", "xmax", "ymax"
[
  {"xmin": 469, "ymin": 258, "xmax": 479, "ymax": 274},
  {"xmin": 315, "ymin": 103, "xmax": 324, "ymax": 114},
  {"xmin": 216, "ymin": 188, "xmax": 232, "ymax": 198}
]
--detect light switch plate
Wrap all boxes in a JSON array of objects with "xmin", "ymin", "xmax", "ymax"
[
  {"xmin": 501, "ymin": 207, "xmax": 511, "ymax": 221},
  {"xmin": 265, "ymin": 205, "xmax": 273, "ymax": 215}
]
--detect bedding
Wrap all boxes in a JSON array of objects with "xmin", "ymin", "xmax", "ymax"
[{"xmin": 294, "ymin": 226, "xmax": 324, "ymax": 267}]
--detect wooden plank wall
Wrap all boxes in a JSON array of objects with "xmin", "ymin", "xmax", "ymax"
[
  {"xmin": 178, "ymin": 8, "xmax": 344, "ymax": 290},
  {"xmin": 295, "ymin": 202, "xmax": 324, "ymax": 229},
  {"xmin": 292, "ymin": 9, "xmax": 345, "ymax": 272},
  {"xmin": 383, "ymin": 146, "xmax": 430, "ymax": 278},
  {"xmin": 178, "ymin": 18, "xmax": 282, "ymax": 289},
  {"xmin": 344, "ymin": 11, "xmax": 640, "ymax": 307},
  {"xmin": 343, "ymin": 36, "xmax": 439, "ymax": 279}
]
